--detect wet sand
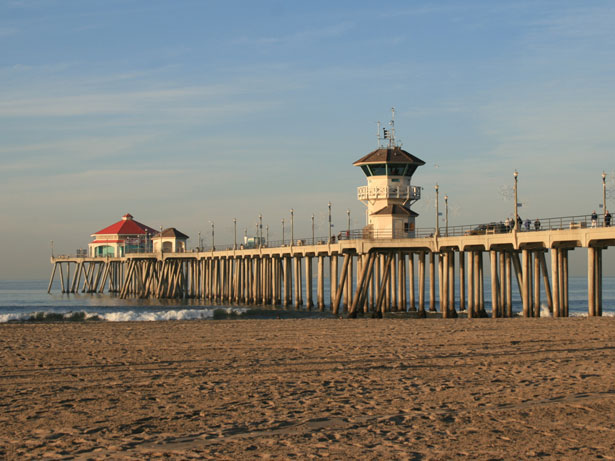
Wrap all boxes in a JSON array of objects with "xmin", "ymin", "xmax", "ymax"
[{"xmin": 1, "ymin": 317, "xmax": 615, "ymax": 460}]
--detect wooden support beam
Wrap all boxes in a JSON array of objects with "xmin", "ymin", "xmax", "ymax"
[
  {"xmin": 305, "ymin": 256, "xmax": 313, "ymax": 309},
  {"xmin": 317, "ymin": 255, "xmax": 324, "ymax": 310},
  {"xmin": 429, "ymin": 252, "xmax": 436, "ymax": 312},
  {"xmin": 505, "ymin": 252, "xmax": 512, "ymax": 318},
  {"xmin": 511, "ymin": 252, "xmax": 523, "ymax": 307},
  {"xmin": 442, "ymin": 252, "xmax": 449, "ymax": 318},
  {"xmin": 48, "ymin": 262, "xmax": 58, "ymax": 293},
  {"xmin": 332, "ymin": 254, "xmax": 351, "ymax": 315},
  {"xmin": 522, "ymin": 249, "xmax": 530, "ymax": 318},
  {"xmin": 459, "ymin": 251, "xmax": 465, "ymax": 312},
  {"xmin": 375, "ymin": 253, "xmax": 394, "ymax": 316},
  {"xmin": 467, "ymin": 252, "xmax": 474, "ymax": 318},
  {"xmin": 533, "ymin": 251, "xmax": 541, "ymax": 317},
  {"xmin": 490, "ymin": 250, "xmax": 499, "ymax": 318},
  {"xmin": 588, "ymin": 247, "xmax": 596, "ymax": 316},
  {"xmin": 349, "ymin": 252, "xmax": 374, "ymax": 316},
  {"xmin": 551, "ymin": 249, "xmax": 560, "ymax": 317},
  {"xmin": 409, "ymin": 252, "xmax": 416, "ymax": 311}
]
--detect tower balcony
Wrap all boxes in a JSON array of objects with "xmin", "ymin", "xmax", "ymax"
[{"xmin": 357, "ymin": 185, "xmax": 421, "ymax": 201}]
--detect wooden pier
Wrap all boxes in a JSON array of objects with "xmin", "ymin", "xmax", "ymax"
[{"xmin": 49, "ymin": 227, "xmax": 615, "ymax": 317}]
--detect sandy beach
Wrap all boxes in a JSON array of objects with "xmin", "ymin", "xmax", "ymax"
[{"xmin": 1, "ymin": 317, "xmax": 615, "ymax": 460}]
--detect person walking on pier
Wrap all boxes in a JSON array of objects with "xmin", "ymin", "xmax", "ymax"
[
  {"xmin": 606, "ymin": 210, "xmax": 612, "ymax": 227},
  {"xmin": 591, "ymin": 210, "xmax": 598, "ymax": 227},
  {"xmin": 524, "ymin": 218, "xmax": 531, "ymax": 231},
  {"xmin": 505, "ymin": 217, "xmax": 511, "ymax": 232},
  {"xmin": 534, "ymin": 218, "xmax": 541, "ymax": 231},
  {"xmin": 517, "ymin": 216, "xmax": 522, "ymax": 230}
]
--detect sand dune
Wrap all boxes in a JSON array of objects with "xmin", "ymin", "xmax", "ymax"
[{"xmin": 1, "ymin": 318, "xmax": 615, "ymax": 459}]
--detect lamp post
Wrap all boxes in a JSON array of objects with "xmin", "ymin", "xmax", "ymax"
[
  {"xmin": 444, "ymin": 194, "xmax": 448, "ymax": 237},
  {"xmin": 602, "ymin": 171, "xmax": 607, "ymax": 225},
  {"xmin": 514, "ymin": 170, "xmax": 519, "ymax": 230},
  {"xmin": 198, "ymin": 231, "xmax": 201, "ymax": 251},
  {"xmin": 328, "ymin": 202, "xmax": 332, "ymax": 243},
  {"xmin": 266, "ymin": 225, "xmax": 269, "ymax": 246},
  {"xmin": 346, "ymin": 209, "xmax": 350, "ymax": 239},
  {"xmin": 259, "ymin": 214, "xmax": 263, "ymax": 248},
  {"xmin": 290, "ymin": 209, "xmax": 294, "ymax": 247},
  {"xmin": 160, "ymin": 226, "xmax": 163, "ymax": 254},
  {"xmin": 233, "ymin": 218, "xmax": 237, "ymax": 250},
  {"xmin": 51, "ymin": 240, "xmax": 54, "ymax": 258},
  {"xmin": 281, "ymin": 219, "xmax": 285, "ymax": 246},
  {"xmin": 435, "ymin": 184, "xmax": 439, "ymax": 236},
  {"xmin": 209, "ymin": 221, "xmax": 215, "ymax": 251},
  {"xmin": 311, "ymin": 214, "xmax": 315, "ymax": 245}
]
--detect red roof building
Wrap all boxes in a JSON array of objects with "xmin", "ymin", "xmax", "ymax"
[{"xmin": 89, "ymin": 214, "xmax": 158, "ymax": 257}]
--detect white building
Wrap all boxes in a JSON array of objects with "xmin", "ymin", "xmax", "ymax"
[
  {"xmin": 354, "ymin": 140, "xmax": 424, "ymax": 238},
  {"xmin": 152, "ymin": 228, "xmax": 189, "ymax": 253}
]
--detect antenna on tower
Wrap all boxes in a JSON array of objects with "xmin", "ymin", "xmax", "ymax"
[
  {"xmin": 377, "ymin": 121, "xmax": 381, "ymax": 147},
  {"xmin": 389, "ymin": 107, "xmax": 396, "ymax": 147}
]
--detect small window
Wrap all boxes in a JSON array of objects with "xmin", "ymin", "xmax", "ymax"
[
  {"xmin": 361, "ymin": 165, "xmax": 372, "ymax": 176},
  {"xmin": 370, "ymin": 164, "xmax": 387, "ymax": 175},
  {"xmin": 404, "ymin": 222, "xmax": 409, "ymax": 232}
]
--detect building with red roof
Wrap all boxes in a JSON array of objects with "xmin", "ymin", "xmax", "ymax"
[{"xmin": 89, "ymin": 214, "xmax": 158, "ymax": 257}]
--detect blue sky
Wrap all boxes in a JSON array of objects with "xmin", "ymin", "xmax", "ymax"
[{"xmin": 1, "ymin": 0, "xmax": 615, "ymax": 279}]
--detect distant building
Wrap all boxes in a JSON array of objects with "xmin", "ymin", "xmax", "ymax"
[
  {"xmin": 152, "ymin": 228, "xmax": 189, "ymax": 253},
  {"xmin": 89, "ymin": 213, "xmax": 157, "ymax": 257}
]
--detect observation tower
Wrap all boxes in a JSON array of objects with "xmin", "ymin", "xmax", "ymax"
[{"xmin": 354, "ymin": 109, "xmax": 425, "ymax": 238}]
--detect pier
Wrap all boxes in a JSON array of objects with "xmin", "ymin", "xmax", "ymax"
[
  {"xmin": 49, "ymin": 220, "xmax": 615, "ymax": 317},
  {"xmin": 47, "ymin": 112, "xmax": 614, "ymax": 318}
]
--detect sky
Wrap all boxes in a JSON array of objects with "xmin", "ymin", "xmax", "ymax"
[{"xmin": 1, "ymin": 0, "xmax": 615, "ymax": 279}]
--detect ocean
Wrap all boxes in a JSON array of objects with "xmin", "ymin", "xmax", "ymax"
[{"xmin": 1, "ymin": 277, "xmax": 613, "ymax": 322}]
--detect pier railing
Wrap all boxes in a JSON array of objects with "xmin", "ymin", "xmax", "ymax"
[
  {"xmin": 357, "ymin": 185, "xmax": 421, "ymax": 201},
  {"xmin": 60, "ymin": 214, "xmax": 612, "ymax": 257}
]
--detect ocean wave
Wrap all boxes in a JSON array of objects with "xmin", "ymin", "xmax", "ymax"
[{"xmin": 0, "ymin": 307, "xmax": 244, "ymax": 323}]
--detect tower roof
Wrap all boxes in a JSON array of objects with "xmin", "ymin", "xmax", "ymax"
[
  {"xmin": 92, "ymin": 214, "xmax": 158, "ymax": 236},
  {"xmin": 154, "ymin": 228, "xmax": 190, "ymax": 240},
  {"xmin": 371, "ymin": 204, "xmax": 419, "ymax": 217},
  {"xmin": 353, "ymin": 146, "xmax": 425, "ymax": 166}
]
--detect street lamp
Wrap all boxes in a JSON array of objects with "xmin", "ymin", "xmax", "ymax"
[
  {"xmin": 209, "ymin": 221, "xmax": 215, "ymax": 251},
  {"xmin": 435, "ymin": 184, "xmax": 439, "ymax": 236},
  {"xmin": 233, "ymin": 218, "xmax": 237, "ymax": 250},
  {"xmin": 311, "ymin": 214, "xmax": 315, "ymax": 245},
  {"xmin": 266, "ymin": 225, "xmax": 269, "ymax": 246},
  {"xmin": 159, "ymin": 225, "xmax": 163, "ymax": 253},
  {"xmin": 514, "ymin": 170, "xmax": 519, "ymax": 230},
  {"xmin": 602, "ymin": 171, "xmax": 607, "ymax": 225},
  {"xmin": 328, "ymin": 202, "xmax": 332, "ymax": 243},
  {"xmin": 444, "ymin": 195, "xmax": 448, "ymax": 237},
  {"xmin": 290, "ymin": 209, "xmax": 294, "ymax": 247},
  {"xmin": 51, "ymin": 240, "xmax": 54, "ymax": 258},
  {"xmin": 198, "ymin": 231, "xmax": 201, "ymax": 251},
  {"xmin": 281, "ymin": 219, "xmax": 285, "ymax": 246},
  {"xmin": 259, "ymin": 214, "xmax": 263, "ymax": 248},
  {"xmin": 346, "ymin": 209, "xmax": 350, "ymax": 239}
]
